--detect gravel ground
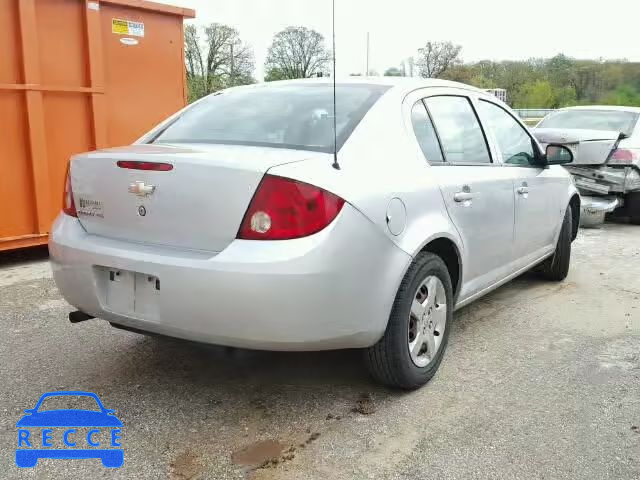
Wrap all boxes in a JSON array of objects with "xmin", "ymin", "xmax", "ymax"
[{"xmin": 0, "ymin": 225, "xmax": 638, "ymax": 479}]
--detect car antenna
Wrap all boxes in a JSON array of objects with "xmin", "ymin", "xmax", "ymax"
[{"xmin": 331, "ymin": 0, "xmax": 340, "ymax": 170}]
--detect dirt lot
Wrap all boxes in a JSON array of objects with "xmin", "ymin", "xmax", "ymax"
[{"xmin": 0, "ymin": 224, "xmax": 638, "ymax": 479}]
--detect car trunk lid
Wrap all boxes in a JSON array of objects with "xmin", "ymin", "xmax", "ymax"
[
  {"xmin": 70, "ymin": 144, "xmax": 318, "ymax": 252},
  {"xmin": 533, "ymin": 128, "xmax": 622, "ymax": 165}
]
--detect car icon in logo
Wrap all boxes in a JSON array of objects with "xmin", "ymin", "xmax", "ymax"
[{"xmin": 15, "ymin": 391, "xmax": 123, "ymax": 468}]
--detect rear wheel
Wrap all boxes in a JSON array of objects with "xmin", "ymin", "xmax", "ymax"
[
  {"xmin": 364, "ymin": 252, "xmax": 453, "ymax": 390},
  {"xmin": 539, "ymin": 206, "xmax": 572, "ymax": 281}
]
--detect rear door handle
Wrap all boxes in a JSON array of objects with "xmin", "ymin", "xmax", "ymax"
[
  {"xmin": 517, "ymin": 186, "xmax": 529, "ymax": 195},
  {"xmin": 453, "ymin": 191, "xmax": 473, "ymax": 202}
]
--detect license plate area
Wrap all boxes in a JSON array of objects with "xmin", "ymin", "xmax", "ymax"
[{"xmin": 96, "ymin": 267, "xmax": 160, "ymax": 320}]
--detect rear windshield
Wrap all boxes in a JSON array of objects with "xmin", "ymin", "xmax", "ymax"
[
  {"xmin": 152, "ymin": 83, "xmax": 390, "ymax": 153},
  {"xmin": 538, "ymin": 109, "xmax": 639, "ymax": 136}
]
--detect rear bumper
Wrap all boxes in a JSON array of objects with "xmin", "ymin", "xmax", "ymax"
[
  {"xmin": 579, "ymin": 195, "xmax": 619, "ymax": 227},
  {"xmin": 567, "ymin": 165, "xmax": 640, "ymax": 195},
  {"xmin": 49, "ymin": 205, "xmax": 411, "ymax": 351}
]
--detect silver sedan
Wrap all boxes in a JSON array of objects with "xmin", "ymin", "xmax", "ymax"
[{"xmin": 50, "ymin": 78, "xmax": 580, "ymax": 389}]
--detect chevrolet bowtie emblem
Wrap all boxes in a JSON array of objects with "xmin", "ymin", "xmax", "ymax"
[{"xmin": 128, "ymin": 181, "xmax": 156, "ymax": 196}]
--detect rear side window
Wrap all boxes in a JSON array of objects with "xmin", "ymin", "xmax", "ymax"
[
  {"xmin": 424, "ymin": 96, "xmax": 492, "ymax": 164},
  {"xmin": 152, "ymin": 84, "xmax": 390, "ymax": 153},
  {"xmin": 411, "ymin": 101, "xmax": 444, "ymax": 163},
  {"xmin": 538, "ymin": 109, "xmax": 639, "ymax": 137}
]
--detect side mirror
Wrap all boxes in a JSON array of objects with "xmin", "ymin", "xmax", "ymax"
[{"xmin": 545, "ymin": 144, "xmax": 574, "ymax": 165}]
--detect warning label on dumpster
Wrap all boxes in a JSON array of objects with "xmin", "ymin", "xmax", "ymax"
[{"xmin": 112, "ymin": 18, "xmax": 144, "ymax": 37}]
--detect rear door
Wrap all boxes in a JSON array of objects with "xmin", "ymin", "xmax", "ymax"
[
  {"xmin": 476, "ymin": 99, "xmax": 562, "ymax": 264},
  {"xmin": 412, "ymin": 93, "xmax": 516, "ymax": 299}
]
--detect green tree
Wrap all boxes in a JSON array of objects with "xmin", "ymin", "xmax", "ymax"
[
  {"xmin": 602, "ymin": 85, "xmax": 640, "ymax": 106},
  {"xmin": 359, "ymin": 50, "xmax": 640, "ymax": 106},
  {"xmin": 499, "ymin": 61, "xmax": 543, "ymax": 106},
  {"xmin": 440, "ymin": 64, "xmax": 478, "ymax": 84},
  {"xmin": 546, "ymin": 54, "xmax": 574, "ymax": 88},
  {"xmin": 552, "ymin": 85, "xmax": 577, "ymax": 107},
  {"xmin": 515, "ymin": 80, "xmax": 555, "ymax": 108},
  {"xmin": 384, "ymin": 67, "xmax": 404, "ymax": 76},
  {"xmin": 264, "ymin": 67, "xmax": 288, "ymax": 82},
  {"xmin": 571, "ymin": 63, "xmax": 604, "ymax": 103}
]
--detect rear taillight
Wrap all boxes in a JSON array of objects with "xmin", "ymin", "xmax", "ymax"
[
  {"xmin": 117, "ymin": 161, "xmax": 173, "ymax": 171},
  {"xmin": 238, "ymin": 175, "xmax": 345, "ymax": 240},
  {"xmin": 62, "ymin": 164, "xmax": 77, "ymax": 217},
  {"xmin": 609, "ymin": 148, "xmax": 640, "ymax": 165}
]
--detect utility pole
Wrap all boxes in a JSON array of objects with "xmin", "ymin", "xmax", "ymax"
[{"xmin": 366, "ymin": 32, "xmax": 369, "ymax": 76}]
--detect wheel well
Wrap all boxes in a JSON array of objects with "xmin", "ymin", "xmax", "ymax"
[
  {"xmin": 569, "ymin": 195, "xmax": 580, "ymax": 241},
  {"xmin": 421, "ymin": 238, "xmax": 461, "ymax": 299}
]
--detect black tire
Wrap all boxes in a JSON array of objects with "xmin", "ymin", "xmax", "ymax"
[
  {"xmin": 539, "ymin": 206, "xmax": 572, "ymax": 281},
  {"xmin": 625, "ymin": 192, "xmax": 640, "ymax": 225},
  {"xmin": 364, "ymin": 252, "xmax": 453, "ymax": 390}
]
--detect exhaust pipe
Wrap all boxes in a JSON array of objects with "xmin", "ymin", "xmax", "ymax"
[{"xmin": 69, "ymin": 311, "xmax": 95, "ymax": 323}]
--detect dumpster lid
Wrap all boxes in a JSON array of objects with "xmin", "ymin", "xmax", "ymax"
[{"xmin": 102, "ymin": 0, "xmax": 195, "ymax": 18}]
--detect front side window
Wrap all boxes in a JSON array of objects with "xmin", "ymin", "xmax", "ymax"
[
  {"xmin": 152, "ymin": 84, "xmax": 390, "ymax": 153},
  {"xmin": 478, "ymin": 100, "xmax": 537, "ymax": 166},
  {"xmin": 411, "ymin": 101, "xmax": 444, "ymax": 163},
  {"xmin": 424, "ymin": 96, "xmax": 492, "ymax": 164}
]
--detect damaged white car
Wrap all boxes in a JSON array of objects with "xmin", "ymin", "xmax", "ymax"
[{"xmin": 534, "ymin": 106, "xmax": 640, "ymax": 225}]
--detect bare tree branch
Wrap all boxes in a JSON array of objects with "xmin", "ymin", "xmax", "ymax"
[
  {"xmin": 416, "ymin": 41, "xmax": 462, "ymax": 78},
  {"xmin": 184, "ymin": 23, "xmax": 255, "ymax": 101},
  {"xmin": 264, "ymin": 27, "xmax": 331, "ymax": 81}
]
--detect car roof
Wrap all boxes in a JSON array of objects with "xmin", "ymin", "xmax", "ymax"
[
  {"xmin": 224, "ymin": 76, "xmax": 487, "ymax": 97},
  {"xmin": 555, "ymin": 105, "xmax": 640, "ymax": 114}
]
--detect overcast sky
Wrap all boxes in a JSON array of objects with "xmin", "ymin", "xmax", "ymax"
[{"xmin": 170, "ymin": 0, "xmax": 640, "ymax": 80}]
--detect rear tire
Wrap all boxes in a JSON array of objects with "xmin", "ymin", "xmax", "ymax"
[
  {"xmin": 539, "ymin": 206, "xmax": 572, "ymax": 281},
  {"xmin": 364, "ymin": 252, "xmax": 453, "ymax": 390}
]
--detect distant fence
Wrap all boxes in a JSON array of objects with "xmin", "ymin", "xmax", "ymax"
[{"xmin": 514, "ymin": 109, "xmax": 555, "ymax": 119}]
